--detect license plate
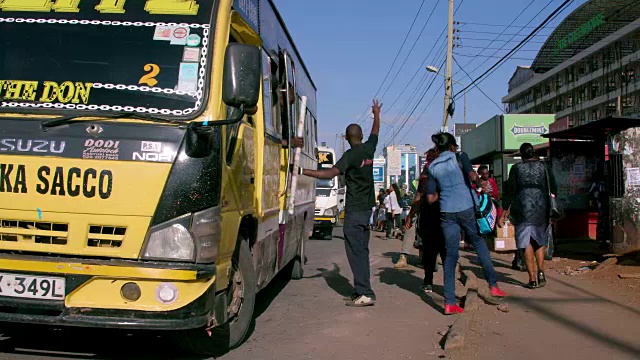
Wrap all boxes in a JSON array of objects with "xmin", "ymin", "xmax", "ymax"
[{"xmin": 0, "ymin": 273, "xmax": 65, "ymax": 300}]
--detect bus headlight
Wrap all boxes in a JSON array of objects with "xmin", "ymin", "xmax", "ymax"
[
  {"xmin": 141, "ymin": 207, "xmax": 221, "ymax": 263},
  {"xmin": 142, "ymin": 215, "xmax": 195, "ymax": 261},
  {"xmin": 323, "ymin": 207, "xmax": 335, "ymax": 217}
]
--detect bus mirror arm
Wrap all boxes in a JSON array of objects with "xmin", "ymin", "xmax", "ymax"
[{"xmin": 185, "ymin": 104, "xmax": 246, "ymax": 158}]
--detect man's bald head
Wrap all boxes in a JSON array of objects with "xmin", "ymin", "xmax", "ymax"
[{"xmin": 345, "ymin": 123, "xmax": 363, "ymax": 146}]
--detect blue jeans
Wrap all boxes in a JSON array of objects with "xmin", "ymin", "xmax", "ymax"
[{"xmin": 441, "ymin": 208, "xmax": 498, "ymax": 305}]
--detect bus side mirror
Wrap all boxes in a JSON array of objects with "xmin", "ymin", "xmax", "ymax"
[{"xmin": 223, "ymin": 43, "xmax": 261, "ymax": 112}]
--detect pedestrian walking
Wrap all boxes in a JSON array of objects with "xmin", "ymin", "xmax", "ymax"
[
  {"xmin": 404, "ymin": 148, "xmax": 445, "ymax": 293},
  {"xmin": 299, "ymin": 99, "xmax": 382, "ymax": 307},
  {"xmin": 384, "ymin": 184, "xmax": 403, "ymax": 239},
  {"xmin": 500, "ymin": 143, "xmax": 558, "ymax": 289},
  {"xmin": 425, "ymin": 132, "xmax": 507, "ymax": 315},
  {"xmin": 376, "ymin": 189, "xmax": 387, "ymax": 231}
]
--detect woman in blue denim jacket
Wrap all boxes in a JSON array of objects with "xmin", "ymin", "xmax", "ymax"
[{"xmin": 424, "ymin": 132, "xmax": 507, "ymax": 315}]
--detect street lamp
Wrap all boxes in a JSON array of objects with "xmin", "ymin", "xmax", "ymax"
[{"xmin": 427, "ymin": 65, "xmax": 467, "ymax": 124}]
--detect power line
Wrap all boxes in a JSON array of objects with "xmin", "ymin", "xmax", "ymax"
[
  {"xmin": 457, "ymin": 45, "xmax": 539, "ymax": 51},
  {"xmin": 455, "ymin": 53, "xmax": 535, "ymax": 61},
  {"xmin": 460, "ymin": 0, "xmax": 559, "ymax": 78},
  {"xmin": 453, "ymin": 0, "xmax": 574, "ymax": 100},
  {"xmin": 380, "ymin": 57, "xmax": 445, "ymax": 152},
  {"xmin": 358, "ymin": 0, "xmax": 466, "ymax": 125},
  {"xmin": 460, "ymin": 30, "xmax": 552, "ymax": 37},
  {"xmin": 457, "ymin": 21, "xmax": 540, "ymax": 28},
  {"xmin": 379, "ymin": 0, "xmax": 442, "ymax": 102},
  {"xmin": 385, "ymin": 35, "xmax": 448, "ymax": 114},
  {"xmin": 354, "ymin": 0, "xmax": 428, "ymax": 124},
  {"xmin": 453, "ymin": 0, "xmax": 537, "ymax": 76},
  {"xmin": 452, "ymin": 56, "xmax": 504, "ymax": 112},
  {"xmin": 459, "ymin": 37, "xmax": 546, "ymax": 44},
  {"xmin": 396, "ymin": 82, "xmax": 444, "ymax": 144}
]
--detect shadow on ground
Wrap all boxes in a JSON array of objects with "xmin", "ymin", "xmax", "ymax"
[{"xmin": 464, "ymin": 250, "xmax": 640, "ymax": 359}]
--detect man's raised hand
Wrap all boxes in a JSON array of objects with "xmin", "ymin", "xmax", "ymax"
[{"xmin": 372, "ymin": 99, "xmax": 383, "ymax": 117}]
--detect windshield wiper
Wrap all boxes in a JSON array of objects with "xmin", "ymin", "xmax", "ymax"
[{"xmin": 41, "ymin": 112, "xmax": 178, "ymax": 129}]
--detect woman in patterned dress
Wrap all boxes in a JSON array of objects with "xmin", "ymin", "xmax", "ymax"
[{"xmin": 500, "ymin": 143, "xmax": 557, "ymax": 289}]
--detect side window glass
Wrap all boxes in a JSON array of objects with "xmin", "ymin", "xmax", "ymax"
[{"xmin": 262, "ymin": 50, "xmax": 280, "ymax": 140}]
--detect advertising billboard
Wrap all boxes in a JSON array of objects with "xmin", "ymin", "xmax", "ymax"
[
  {"xmin": 373, "ymin": 166, "xmax": 384, "ymax": 183},
  {"xmin": 503, "ymin": 114, "xmax": 555, "ymax": 151},
  {"xmin": 454, "ymin": 123, "xmax": 476, "ymax": 137},
  {"xmin": 387, "ymin": 149, "xmax": 402, "ymax": 176}
]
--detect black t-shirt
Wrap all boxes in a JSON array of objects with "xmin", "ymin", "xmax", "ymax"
[{"xmin": 334, "ymin": 134, "xmax": 378, "ymax": 212}]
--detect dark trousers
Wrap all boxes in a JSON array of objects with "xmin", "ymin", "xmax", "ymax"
[
  {"xmin": 386, "ymin": 213, "xmax": 402, "ymax": 237},
  {"xmin": 343, "ymin": 210, "xmax": 375, "ymax": 299},
  {"xmin": 421, "ymin": 228, "xmax": 445, "ymax": 285}
]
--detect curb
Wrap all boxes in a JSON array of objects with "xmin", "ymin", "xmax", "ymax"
[{"xmin": 443, "ymin": 259, "xmax": 481, "ymax": 351}]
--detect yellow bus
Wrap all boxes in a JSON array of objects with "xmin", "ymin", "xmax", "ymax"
[{"xmin": 0, "ymin": 0, "xmax": 318, "ymax": 354}]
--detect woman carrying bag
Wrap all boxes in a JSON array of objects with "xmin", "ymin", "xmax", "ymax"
[{"xmin": 499, "ymin": 143, "xmax": 559, "ymax": 289}]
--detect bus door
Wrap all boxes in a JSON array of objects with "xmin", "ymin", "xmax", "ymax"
[
  {"xmin": 279, "ymin": 50, "xmax": 297, "ymax": 222},
  {"xmin": 276, "ymin": 50, "xmax": 298, "ymax": 268}
]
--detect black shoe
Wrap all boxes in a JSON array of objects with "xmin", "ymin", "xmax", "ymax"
[
  {"xmin": 421, "ymin": 284, "xmax": 433, "ymax": 293},
  {"xmin": 343, "ymin": 293, "xmax": 359, "ymax": 301},
  {"xmin": 524, "ymin": 281, "xmax": 538, "ymax": 289},
  {"xmin": 537, "ymin": 271, "xmax": 547, "ymax": 288}
]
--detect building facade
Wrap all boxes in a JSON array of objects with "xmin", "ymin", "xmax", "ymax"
[
  {"xmin": 383, "ymin": 145, "xmax": 419, "ymax": 194},
  {"xmin": 502, "ymin": 0, "xmax": 640, "ymax": 253},
  {"xmin": 503, "ymin": 0, "xmax": 640, "ymax": 126}
]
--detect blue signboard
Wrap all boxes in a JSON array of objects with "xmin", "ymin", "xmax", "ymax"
[
  {"xmin": 373, "ymin": 166, "xmax": 384, "ymax": 183},
  {"xmin": 234, "ymin": 0, "xmax": 259, "ymax": 32}
]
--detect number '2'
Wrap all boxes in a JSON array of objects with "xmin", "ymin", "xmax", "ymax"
[{"xmin": 139, "ymin": 64, "xmax": 160, "ymax": 87}]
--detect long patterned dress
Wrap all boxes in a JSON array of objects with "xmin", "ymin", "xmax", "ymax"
[{"xmin": 503, "ymin": 160, "xmax": 557, "ymax": 249}]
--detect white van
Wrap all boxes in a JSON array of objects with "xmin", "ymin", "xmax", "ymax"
[{"xmin": 313, "ymin": 146, "xmax": 346, "ymax": 239}]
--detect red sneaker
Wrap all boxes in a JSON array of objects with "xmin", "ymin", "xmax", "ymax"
[
  {"xmin": 490, "ymin": 286, "xmax": 508, "ymax": 297},
  {"xmin": 444, "ymin": 304, "xmax": 464, "ymax": 315}
]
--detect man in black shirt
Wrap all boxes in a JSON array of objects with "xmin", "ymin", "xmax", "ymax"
[{"xmin": 299, "ymin": 99, "xmax": 381, "ymax": 307}]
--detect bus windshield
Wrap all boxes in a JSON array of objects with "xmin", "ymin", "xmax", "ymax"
[{"xmin": 0, "ymin": 0, "xmax": 215, "ymax": 119}]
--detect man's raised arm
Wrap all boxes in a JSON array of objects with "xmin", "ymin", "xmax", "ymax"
[
  {"xmin": 302, "ymin": 167, "xmax": 340, "ymax": 179},
  {"xmin": 371, "ymin": 99, "xmax": 382, "ymax": 136}
]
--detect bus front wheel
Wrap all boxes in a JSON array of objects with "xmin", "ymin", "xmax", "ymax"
[{"xmin": 177, "ymin": 239, "xmax": 256, "ymax": 355}]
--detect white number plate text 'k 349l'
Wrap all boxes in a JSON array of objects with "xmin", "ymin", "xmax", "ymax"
[{"xmin": 0, "ymin": 273, "xmax": 65, "ymax": 300}]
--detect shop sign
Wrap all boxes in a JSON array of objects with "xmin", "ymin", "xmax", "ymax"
[
  {"xmin": 454, "ymin": 123, "xmax": 476, "ymax": 137},
  {"xmin": 503, "ymin": 114, "xmax": 554, "ymax": 150},
  {"xmin": 554, "ymin": 12, "xmax": 604, "ymax": 56}
]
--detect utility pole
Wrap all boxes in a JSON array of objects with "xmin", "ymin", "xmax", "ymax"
[
  {"xmin": 336, "ymin": 134, "xmax": 345, "ymax": 156},
  {"xmin": 441, "ymin": 0, "xmax": 455, "ymax": 133}
]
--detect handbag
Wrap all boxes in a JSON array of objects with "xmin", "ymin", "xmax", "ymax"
[
  {"xmin": 544, "ymin": 167, "xmax": 562, "ymax": 221},
  {"xmin": 455, "ymin": 154, "xmax": 497, "ymax": 235}
]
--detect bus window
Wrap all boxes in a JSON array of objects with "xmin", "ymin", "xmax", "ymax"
[{"xmin": 262, "ymin": 50, "xmax": 280, "ymax": 140}]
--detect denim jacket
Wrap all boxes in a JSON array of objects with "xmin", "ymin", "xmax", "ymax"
[{"xmin": 427, "ymin": 151, "xmax": 474, "ymax": 213}]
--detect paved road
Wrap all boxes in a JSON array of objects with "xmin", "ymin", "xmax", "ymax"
[{"xmin": 0, "ymin": 227, "xmax": 459, "ymax": 360}]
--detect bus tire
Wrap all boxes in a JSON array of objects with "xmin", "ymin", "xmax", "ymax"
[
  {"xmin": 290, "ymin": 229, "xmax": 305, "ymax": 280},
  {"xmin": 177, "ymin": 239, "xmax": 256, "ymax": 355}
]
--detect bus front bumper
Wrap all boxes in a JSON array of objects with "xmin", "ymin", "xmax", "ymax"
[
  {"xmin": 0, "ymin": 255, "xmax": 218, "ymax": 330},
  {"xmin": 313, "ymin": 217, "xmax": 336, "ymax": 228}
]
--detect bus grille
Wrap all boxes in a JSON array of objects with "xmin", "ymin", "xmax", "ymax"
[
  {"xmin": 87, "ymin": 225, "xmax": 127, "ymax": 248},
  {"xmin": 0, "ymin": 219, "xmax": 68, "ymax": 245}
]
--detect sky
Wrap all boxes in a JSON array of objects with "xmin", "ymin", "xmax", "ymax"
[{"xmin": 272, "ymin": 0, "xmax": 584, "ymax": 154}]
